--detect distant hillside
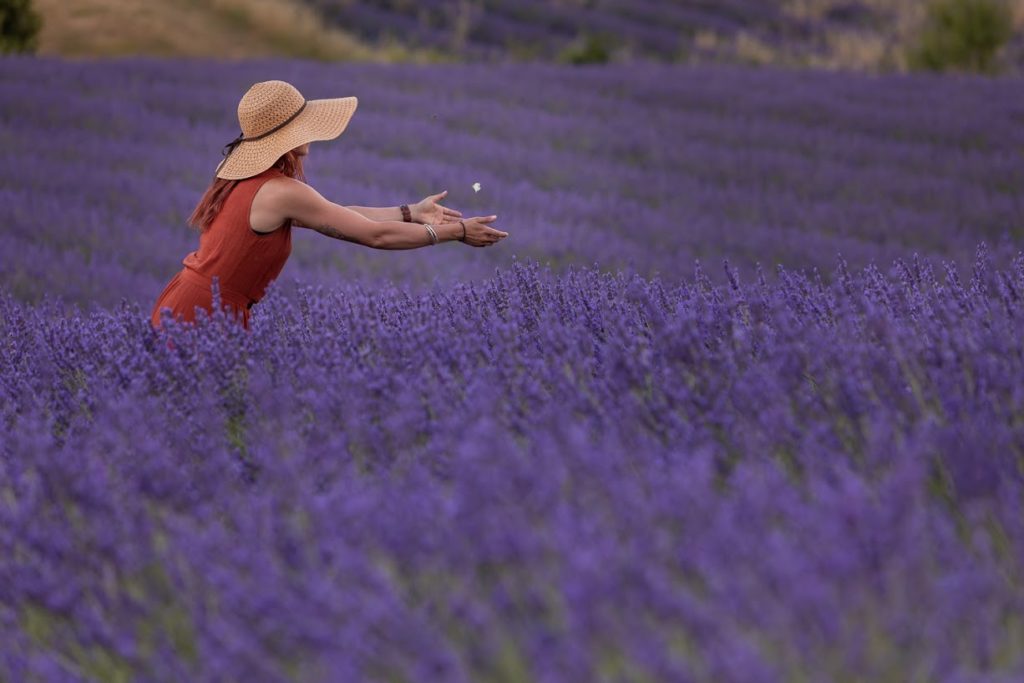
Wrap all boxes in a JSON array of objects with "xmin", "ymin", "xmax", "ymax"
[
  {"xmin": 26, "ymin": 0, "xmax": 1024, "ymax": 72},
  {"xmin": 299, "ymin": 0, "xmax": 1024, "ymax": 73},
  {"xmin": 32, "ymin": 0, "xmax": 449, "ymax": 62}
]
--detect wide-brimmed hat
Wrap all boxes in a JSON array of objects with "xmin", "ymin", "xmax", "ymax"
[{"xmin": 215, "ymin": 80, "xmax": 358, "ymax": 180}]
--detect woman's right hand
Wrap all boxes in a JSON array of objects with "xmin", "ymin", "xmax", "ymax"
[{"xmin": 459, "ymin": 215, "xmax": 508, "ymax": 247}]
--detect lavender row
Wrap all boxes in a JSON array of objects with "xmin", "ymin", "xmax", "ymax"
[{"xmin": 2, "ymin": 249, "xmax": 1024, "ymax": 680}]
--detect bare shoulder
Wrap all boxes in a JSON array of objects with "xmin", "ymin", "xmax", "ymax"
[
  {"xmin": 252, "ymin": 177, "xmax": 325, "ymax": 231},
  {"xmin": 259, "ymin": 176, "xmax": 323, "ymax": 208}
]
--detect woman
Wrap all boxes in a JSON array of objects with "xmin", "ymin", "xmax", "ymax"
[{"xmin": 150, "ymin": 79, "xmax": 508, "ymax": 331}]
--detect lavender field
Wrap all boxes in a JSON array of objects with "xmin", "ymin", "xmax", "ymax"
[
  {"xmin": 2, "ymin": 53, "xmax": 1024, "ymax": 681},
  {"xmin": 3, "ymin": 55, "xmax": 1024, "ymax": 309}
]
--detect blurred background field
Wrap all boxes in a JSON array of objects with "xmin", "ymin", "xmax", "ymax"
[
  {"xmin": 3, "ymin": 0, "xmax": 1024, "ymax": 310},
  {"xmin": 4, "ymin": 53, "xmax": 1023, "ymax": 312},
  {"xmin": 21, "ymin": 0, "xmax": 1024, "ymax": 73}
]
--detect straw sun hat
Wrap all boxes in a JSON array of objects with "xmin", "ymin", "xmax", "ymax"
[{"xmin": 214, "ymin": 80, "xmax": 358, "ymax": 180}]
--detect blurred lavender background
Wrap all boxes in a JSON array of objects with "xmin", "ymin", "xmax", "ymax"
[{"xmin": 3, "ymin": 54, "xmax": 1023, "ymax": 312}]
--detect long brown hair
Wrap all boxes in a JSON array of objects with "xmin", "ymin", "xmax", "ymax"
[{"xmin": 187, "ymin": 149, "xmax": 307, "ymax": 232}]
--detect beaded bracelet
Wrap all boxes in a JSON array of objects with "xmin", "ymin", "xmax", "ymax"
[{"xmin": 400, "ymin": 204, "xmax": 412, "ymax": 222}]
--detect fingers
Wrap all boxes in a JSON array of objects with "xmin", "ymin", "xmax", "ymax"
[
  {"xmin": 470, "ymin": 236, "xmax": 503, "ymax": 247},
  {"xmin": 443, "ymin": 206, "xmax": 463, "ymax": 217},
  {"xmin": 484, "ymin": 228, "xmax": 508, "ymax": 246},
  {"xmin": 458, "ymin": 214, "xmax": 508, "ymax": 247}
]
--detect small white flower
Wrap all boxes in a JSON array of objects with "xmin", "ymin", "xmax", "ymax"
[{"xmin": 472, "ymin": 182, "xmax": 481, "ymax": 193}]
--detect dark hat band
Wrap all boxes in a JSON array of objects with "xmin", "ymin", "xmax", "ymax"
[{"xmin": 221, "ymin": 100, "xmax": 308, "ymax": 160}]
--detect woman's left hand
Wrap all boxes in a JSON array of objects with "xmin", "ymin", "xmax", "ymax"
[{"xmin": 412, "ymin": 190, "xmax": 463, "ymax": 224}]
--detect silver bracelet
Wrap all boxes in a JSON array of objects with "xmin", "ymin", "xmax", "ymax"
[{"xmin": 424, "ymin": 223, "xmax": 438, "ymax": 245}]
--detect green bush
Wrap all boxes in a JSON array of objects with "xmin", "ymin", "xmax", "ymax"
[
  {"xmin": 907, "ymin": 0, "xmax": 1014, "ymax": 74},
  {"xmin": 0, "ymin": 0, "xmax": 42, "ymax": 54},
  {"xmin": 557, "ymin": 32, "xmax": 615, "ymax": 65}
]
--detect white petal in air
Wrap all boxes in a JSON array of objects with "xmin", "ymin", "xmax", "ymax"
[{"xmin": 472, "ymin": 182, "xmax": 481, "ymax": 193}]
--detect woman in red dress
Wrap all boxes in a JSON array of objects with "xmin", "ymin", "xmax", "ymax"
[{"xmin": 150, "ymin": 79, "xmax": 508, "ymax": 332}]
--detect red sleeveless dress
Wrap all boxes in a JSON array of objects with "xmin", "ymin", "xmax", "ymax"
[{"xmin": 150, "ymin": 167, "xmax": 292, "ymax": 331}]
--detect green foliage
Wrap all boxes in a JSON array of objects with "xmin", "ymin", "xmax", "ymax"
[
  {"xmin": 557, "ymin": 31, "xmax": 615, "ymax": 65},
  {"xmin": 0, "ymin": 0, "xmax": 42, "ymax": 54},
  {"xmin": 907, "ymin": 0, "xmax": 1014, "ymax": 74},
  {"xmin": 19, "ymin": 557, "xmax": 200, "ymax": 681}
]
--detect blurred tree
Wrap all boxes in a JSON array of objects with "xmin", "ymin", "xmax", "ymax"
[
  {"xmin": 0, "ymin": 0, "xmax": 41, "ymax": 54},
  {"xmin": 557, "ymin": 32, "xmax": 615, "ymax": 65},
  {"xmin": 907, "ymin": 0, "xmax": 1013, "ymax": 74}
]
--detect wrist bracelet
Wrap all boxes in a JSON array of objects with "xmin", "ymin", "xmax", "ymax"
[
  {"xmin": 459, "ymin": 219, "xmax": 466, "ymax": 242},
  {"xmin": 424, "ymin": 223, "xmax": 438, "ymax": 245},
  {"xmin": 400, "ymin": 204, "xmax": 412, "ymax": 222}
]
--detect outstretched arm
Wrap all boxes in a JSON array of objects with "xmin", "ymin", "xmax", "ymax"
[
  {"xmin": 273, "ymin": 177, "xmax": 463, "ymax": 249},
  {"xmin": 345, "ymin": 205, "xmax": 404, "ymax": 222},
  {"xmin": 270, "ymin": 179, "xmax": 384, "ymax": 247}
]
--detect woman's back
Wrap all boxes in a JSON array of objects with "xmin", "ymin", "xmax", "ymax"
[{"xmin": 150, "ymin": 166, "xmax": 293, "ymax": 330}]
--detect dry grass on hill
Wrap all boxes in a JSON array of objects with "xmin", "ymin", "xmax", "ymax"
[
  {"xmin": 694, "ymin": 0, "xmax": 1024, "ymax": 72},
  {"xmin": 32, "ymin": 0, "xmax": 448, "ymax": 62}
]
